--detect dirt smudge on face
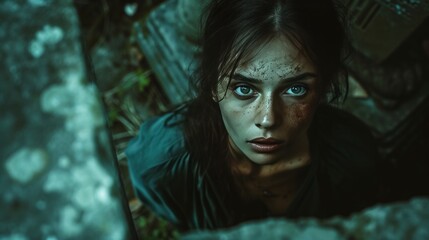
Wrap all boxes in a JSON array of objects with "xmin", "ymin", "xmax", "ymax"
[{"xmin": 286, "ymin": 102, "xmax": 314, "ymax": 129}]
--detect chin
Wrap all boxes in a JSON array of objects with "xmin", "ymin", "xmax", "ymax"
[{"xmin": 247, "ymin": 153, "xmax": 280, "ymax": 165}]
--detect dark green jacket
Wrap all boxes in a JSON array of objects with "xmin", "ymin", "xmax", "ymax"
[{"xmin": 126, "ymin": 105, "xmax": 379, "ymax": 231}]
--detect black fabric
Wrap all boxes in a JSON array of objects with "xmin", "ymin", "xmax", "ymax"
[{"xmin": 125, "ymin": 105, "xmax": 380, "ymax": 231}]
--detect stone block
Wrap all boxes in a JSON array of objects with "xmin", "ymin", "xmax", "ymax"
[{"xmin": 0, "ymin": 0, "xmax": 134, "ymax": 239}]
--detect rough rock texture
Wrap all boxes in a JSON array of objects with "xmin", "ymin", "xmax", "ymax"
[
  {"xmin": 183, "ymin": 198, "xmax": 429, "ymax": 240},
  {"xmin": 0, "ymin": 0, "xmax": 132, "ymax": 239},
  {"xmin": 135, "ymin": 0, "xmax": 199, "ymax": 105}
]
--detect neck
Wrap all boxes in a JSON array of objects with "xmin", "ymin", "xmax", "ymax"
[
  {"xmin": 228, "ymin": 135, "xmax": 311, "ymax": 181},
  {"xmin": 227, "ymin": 135, "xmax": 311, "ymax": 214}
]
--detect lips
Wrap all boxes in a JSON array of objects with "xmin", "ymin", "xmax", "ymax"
[{"xmin": 248, "ymin": 137, "xmax": 284, "ymax": 153}]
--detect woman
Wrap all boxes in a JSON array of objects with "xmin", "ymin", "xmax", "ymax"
[{"xmin": 126, "ymin": 0, "xmax": 380, "ymax": 231}]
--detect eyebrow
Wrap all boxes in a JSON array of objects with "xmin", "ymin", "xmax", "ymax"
[{"xmin": 231, "ymin": 72, "xmax": 318, "ymax": 84}]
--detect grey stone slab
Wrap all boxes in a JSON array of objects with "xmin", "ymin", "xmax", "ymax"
[
  {"xmin": 134, "ymin": 0, "xmax": 198, "ymax": 106},
  {"xmin": 342, "ymin": 80, "xmax": 429, "ymax": 137},
  {"xmin": 342, "ymin": 79, "xmax": 429, "ymax": 157},
  {"xmin": 0, "ymin": 0, "xmax": 134, "ymax": 239},
  {"xmin": 183, "ymin": 198, "xmax": 429, "ymax": 240}
]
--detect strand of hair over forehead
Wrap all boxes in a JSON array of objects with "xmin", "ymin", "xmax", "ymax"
[
  {"xmin": 209, "ymin": 1, "xmax": 260, "ymax": 98},
  {"xmin": 213, "ymin": 0, "xmax": 303, "ymax": 102},
  {"xmin": 215, "ymin": 28, "xmax": 275, "ymax": 102},
  {"xmin": 205, "ymin": 0, "xmax": 348, "ymax": 104}
]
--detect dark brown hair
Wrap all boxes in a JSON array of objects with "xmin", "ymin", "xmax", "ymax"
[{"xmin": 177, "ymin": 0, "xmax": 349, "ymax": 176}]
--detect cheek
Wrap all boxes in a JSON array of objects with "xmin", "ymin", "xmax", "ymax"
[
  {"xmin": 219, "ymin": 101, "xmax": 258, "ymax": 143},
  {"xmin": 220, "ymin": 94, "xmax": 256, "ymax": 122},
  {"xmin": 283, "ymin": 84, "xmax": 321, "ymax": 126},
  {"xmin": 219, "ymin": 101, "xmax": 246, "ymax": 131},
  {"xmin": 286, "ymin": 101, "xmax": 318, "ymax": 128}
]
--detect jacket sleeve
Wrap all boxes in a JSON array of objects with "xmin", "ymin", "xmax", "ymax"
[{"xmin": 125, "ymin": 113, "xmax": 193, "ymax": 229}]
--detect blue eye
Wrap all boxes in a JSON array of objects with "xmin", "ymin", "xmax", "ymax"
[
  {"xmin": 285, "ymin": 85, "xmax": 307, "ymax": 96},
  {"xmin": 233, "ymin": 85, "xmax": 255, "ymax": 97}
]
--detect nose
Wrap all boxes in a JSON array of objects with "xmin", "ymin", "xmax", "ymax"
[{"xmin": 255, "ymin": 96, "xmax": 280, "ymax": 129}]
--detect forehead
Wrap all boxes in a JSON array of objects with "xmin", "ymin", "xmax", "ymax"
[{"xmin": 235, "ymin": 36, "xmax": 315, "ymax": 77}]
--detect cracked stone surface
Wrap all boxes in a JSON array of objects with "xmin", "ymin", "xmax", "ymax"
[
  {"xmin": 183, "ymin": 198, "xmax": 429, "ymax": 240},
  {"xmin": 0, "ymin": 0, "xmax": 131, "ymax": 239}
]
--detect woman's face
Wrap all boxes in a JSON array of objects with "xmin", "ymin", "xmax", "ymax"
[{"xmin": 216, "ymin": 36, "xmax": 321, "ymax": 165}]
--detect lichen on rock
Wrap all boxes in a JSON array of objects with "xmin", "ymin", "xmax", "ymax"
[{"xmin": 5, "ymin": 148, "xmax": 49, "ymax": 184}]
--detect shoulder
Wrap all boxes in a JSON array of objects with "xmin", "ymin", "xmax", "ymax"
[
  {"xmin": 313, "ymin": 104, "xmax": 375, "ymax": 143},
  {"xmin": 125, "ymin": 110, "xmax": 192, "ymax": 226},
  {"xmin": 312, "ymin": 104, "xmax": 379, "ymax": 172},
  {"xmin": 312, "ymin": 105, "xmax": 380, "ymax": 210},
  {"xmin": 125, "ymin": 110, "xmax": 187, "ymax": 173}
]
